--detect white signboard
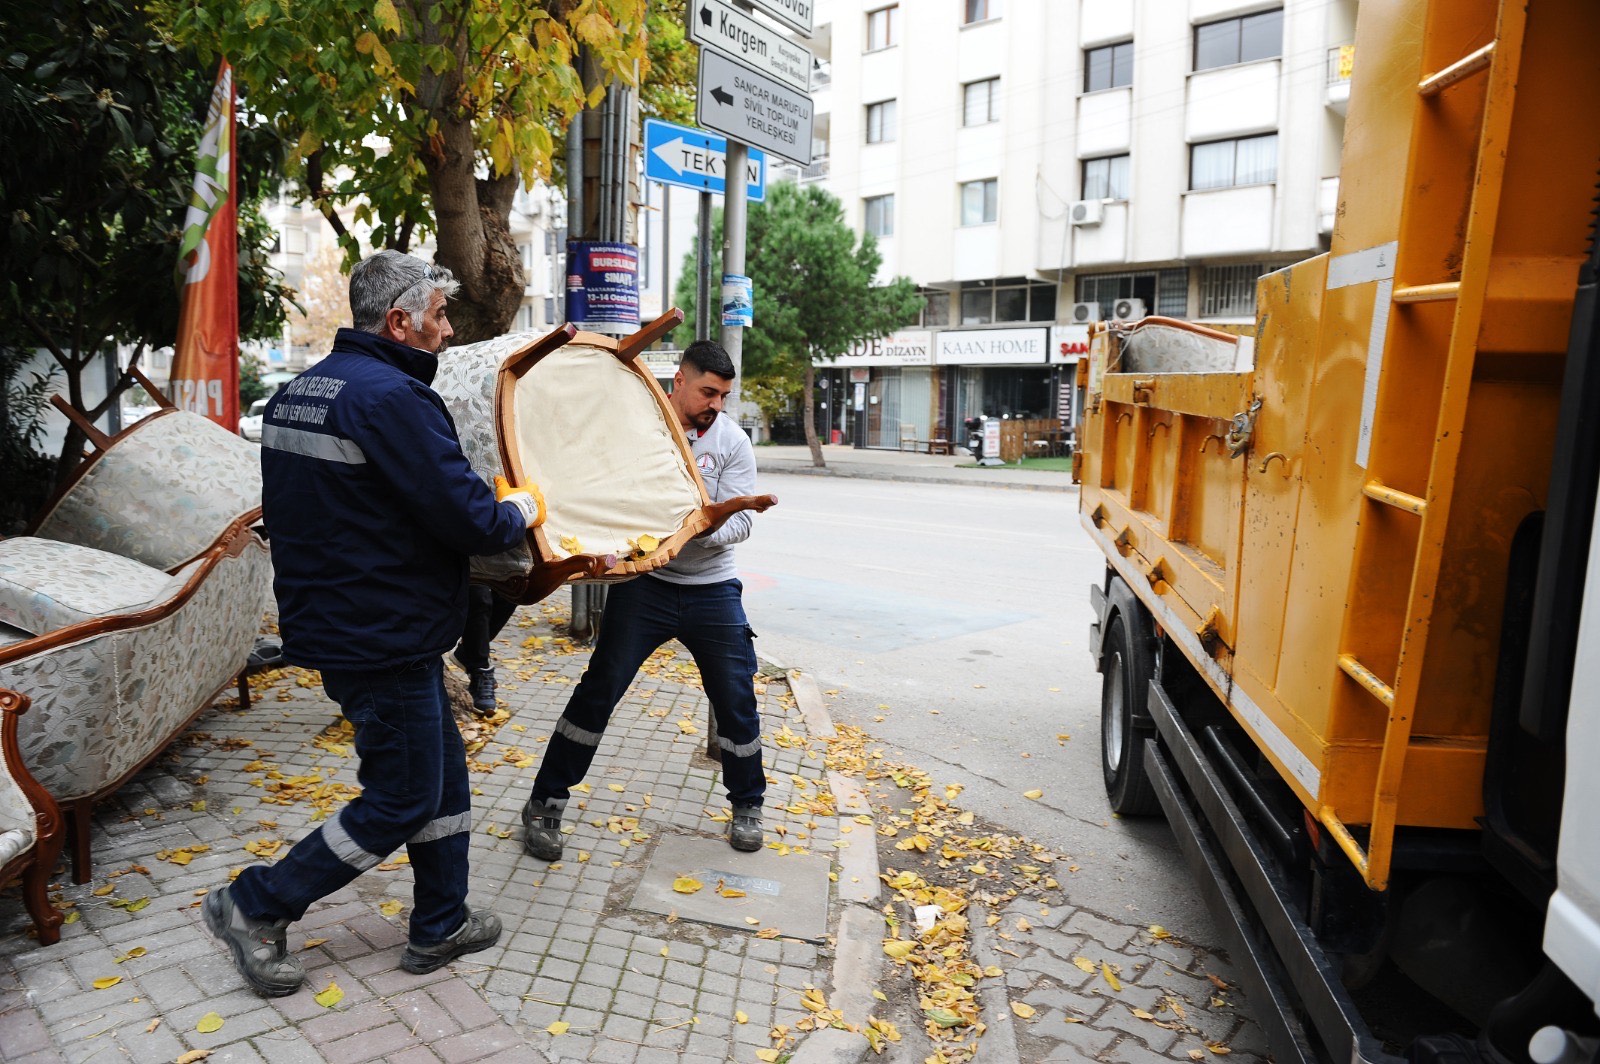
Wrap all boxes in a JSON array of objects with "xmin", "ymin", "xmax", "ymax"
[
  {"xmin": 1049, "ymin": 325, "xmax": 1091, "ymax": 365},
  {"xmin": 696, "ymin": 49, "xmax": 814, "ymax": 167},
  {"xmin": 745, "ymin": 0, "xmax": 814, "ymax": 37},
  {"xmin": 934, "ymin": 327, "xmax": 1049, "ymax": 366},
  {"xmin": 688, "ymin": 0, "xmax": 812, "ymax": 94},
  {"xmin": 831, "ymin": 329, "xmax": 933, "ymax": 367}
]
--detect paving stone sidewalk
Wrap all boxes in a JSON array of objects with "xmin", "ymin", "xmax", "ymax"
[{"xmin": 0, "ymin": 591, "xmax": 849, "ymax": 1064}]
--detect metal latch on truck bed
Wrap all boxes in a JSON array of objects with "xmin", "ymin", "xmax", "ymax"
[{"xmin": 1226, "ymin": 397, "xmax": 1263, "ymax": 457}]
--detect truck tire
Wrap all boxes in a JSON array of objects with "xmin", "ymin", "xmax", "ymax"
[{"xmin": 1101, "ymin": 609, "xmax": 1161, "ymax": 816}]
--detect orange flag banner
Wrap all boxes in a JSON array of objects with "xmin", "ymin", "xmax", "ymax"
[{"xmin": 170, "ymin": 60, "xmax": 239, "ymax": 430}]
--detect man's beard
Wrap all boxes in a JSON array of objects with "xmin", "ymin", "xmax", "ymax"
[{"xmin": 693, "ymin": 410, "xmax": 717, "ymax": 429}]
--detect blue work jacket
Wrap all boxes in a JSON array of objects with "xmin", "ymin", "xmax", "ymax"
[{"xmin": 260, "ymin": 328, "xmax": 526, "ymax": 670}]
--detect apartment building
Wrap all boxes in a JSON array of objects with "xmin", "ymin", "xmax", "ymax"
[{"xmin": 803, "ymin": 0, "xmax": 1356, "ymax": 447}]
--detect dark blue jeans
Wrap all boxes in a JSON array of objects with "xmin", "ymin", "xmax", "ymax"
[
  {"xmin": 533, "ymin": 575, "xmax": 765, "ymax": 807},
  {"xmin": 230, "ymin": 657, "xmax": 473, "ymax": 945}
]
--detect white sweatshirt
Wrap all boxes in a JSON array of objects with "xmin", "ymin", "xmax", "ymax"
[{"xmin": 654, "ymin": 412, "xmax": 756, "ymax": 586}]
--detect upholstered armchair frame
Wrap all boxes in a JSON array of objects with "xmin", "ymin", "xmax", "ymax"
[{"xmin": 0, "ymin": 690, "xmax": 65, "ymax": 945}]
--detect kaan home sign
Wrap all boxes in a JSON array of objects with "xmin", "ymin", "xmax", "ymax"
[{"xmin": 934, "ymin": 328, "xmax": 1048, "ymax": 366}]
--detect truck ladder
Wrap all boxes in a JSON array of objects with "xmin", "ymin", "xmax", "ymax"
[{"xmin": 1322, "ymin": 0, "xmax": 1528, "ymax": 891}]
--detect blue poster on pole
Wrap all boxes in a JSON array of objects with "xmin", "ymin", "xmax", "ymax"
[
  {"xmin": 565, "ymin": 241, "xmax": 640, "ymax": 331},
  {"xmin": 721, "ymin": 274, "xmax": 753, "ymax": 327}
]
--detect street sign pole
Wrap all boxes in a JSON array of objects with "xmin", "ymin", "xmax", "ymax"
[
  {"xmin": 696, "ymin": 191, "xmax": 712, "ymax": 343},
  {"xmin": 721, "ymin": 139, "xmax": 748, "ymax": 407}
]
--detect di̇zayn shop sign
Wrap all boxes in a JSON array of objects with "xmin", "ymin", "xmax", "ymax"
[{"xmin": 831, "ymin": 329, "xmax": 934, "ymax": 367}]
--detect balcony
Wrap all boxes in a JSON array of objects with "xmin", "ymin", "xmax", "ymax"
[
  {"xmin": 1182, "ymin": 185, "xmax": 1276, "ymax": 257},
  {"xmin": 800, "ymin": 154, "xmax": 830, "ymax": 182},
  {"xmin": 1186, "ymin": 60, "xmax": 1280, "ymax": 142},
  {"xmin": 1327, "ymin": 44, "xmax": 1354, "ymax": 115}
]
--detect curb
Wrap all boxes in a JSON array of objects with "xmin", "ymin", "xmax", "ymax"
[
  {"xmin": 775, "ymin": 665, "xmax": 884, "ymax": 1064},
  {"xmin": 756, "ymin": 462, "xmax": 1078, "ymax": 494}
]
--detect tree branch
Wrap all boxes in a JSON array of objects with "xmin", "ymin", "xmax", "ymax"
[{"xmin": 307, "ymin": 149, "xmax": 351, "ymax": 242}]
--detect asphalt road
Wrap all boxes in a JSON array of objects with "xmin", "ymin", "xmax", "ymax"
[{"xmin": 737, "ymin": 471, "xmax": 1227, "ymax": 948}]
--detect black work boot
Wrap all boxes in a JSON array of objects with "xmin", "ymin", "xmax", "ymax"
[
  {"xmin": 728, "ymin": 804, "xmax": 763, "ymax": 852},
  {"xmin": 401, "ymin": 908, "xmax": 502, "ymax": 974},
  {"xmin": 522, "ymin": 796, "xmax": 565, "ymax": 861},
  {"xmin": 203, "ymin": 885, "xmax": 305, "ymax": 997}
]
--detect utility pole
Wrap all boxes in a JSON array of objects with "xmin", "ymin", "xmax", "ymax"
[{"xmin": 719, "ymin": 140, "xmax": 748, "ymax": 408}]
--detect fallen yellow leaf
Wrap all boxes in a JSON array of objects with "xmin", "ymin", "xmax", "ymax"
[
  {"xmin": 1023, "ymin": 789, "xmax": 1044, "ymax": 800},
  {"xmin": 607, "ymin": 783, "xmax": 625, "ymax": 792},
  {"xmin": 883, "ymin": 940, "xmax": 915, "ymax": 960},
  {"xmin": 756, "ymin": 927, "xmax": 780, "ymax": 939},
  {"xmin": 379, "ymin": 899, "xmax": 404, "ymax": 917},
  {"xmin": 1101, "ymin": 961, "xmax": 1122, "ymax": 991},
  {"xmin": 1010, "ymin": 1001, "xmax": 1036, "ymax": 1019},
  {"xmin": 736, "ymin": 1010, "xmax": 749, "ymax": 1024},
  {"xmin": 547, "ymin": 1020, "xmax": 570, "ymax": 1035},
  {"xmin": 1207, "ymin": 1044, "xmax": 1232, "ymax": 1055},
  {"xmin": 720, "ymin": 887, "xmax": 747, "ymax": 899},
  {"xmin": 672, "ymin": 877, "xmax": 703, "ymax": 895},
  {"xmin": 756, "ymin": 1051, "xmax": 780, "ymax": 1063},
  {"xmin": 572, "ymin": 783, "xmax": 592, "ymax": 794},
  {"xmin": 301, "ymin": 938, "xmax": 328, "ymax": 950},
  {"xmin": 1073, "ymin": 956, "xmax": 1096, "ymax": 973},
  {"xmin": 314, "ymin": 982, "xmax": 344, "ymax": 1008},
  {"xmin": 196, "ymin": 1012, "xmax": 224, "ymax": 1033},
  {"xmin": 175, "ymin": 1052, "xmax": 211, "ymax": 1064},
  {"xmin": 92, "ymin": 976, "xmax": 122, "ymax": 990}
]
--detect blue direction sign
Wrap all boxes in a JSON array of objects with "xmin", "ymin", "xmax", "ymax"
[{"xmin": 643, "ymin": 118, "xmax": 767, "ymax": 201}]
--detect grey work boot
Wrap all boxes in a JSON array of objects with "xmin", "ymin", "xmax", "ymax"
[
  {"xmin": 401, "ymin": 908, "xmax": 502, "ymax": 974},
  {"xmin": 202, "ymin": 885, "xmax": 305, "ymax": 997},
  {"xmin": 521, "ymin": 796, "xmax": 565, "ymax": 861},
  {"xmin": 729, "ymin": 804, "xmax": 763, "ymax": 852}
]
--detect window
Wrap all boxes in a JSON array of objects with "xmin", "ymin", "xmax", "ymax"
[
  {"xmin": 865, "ymin": 100, "xmax": 897, "ymax": 144},
  {"xmin": 1194, "ymin": 9, "xmax": 1283, "ymax": 71},
  {"xmin": 963, "ymin": 0, "xmax": 995, "ymax": 24},
  {"xmin": 864, "ymin": 195, "xmax": 894, "ymax": 238},
  {"xmin": 959, "ymin": 279, "xmax": 1056, "ymax": 325},
  {"xmin": 920, "ymin": 288, "xmax": 952, "ymax": 327},
  {"xmin": 1084, "ymin": 41, "xmax": 1133, "ymax": 92},
  {"xmin": 960, "ymin": 179, "xmax": 998, "ymax": 225},
  {"xmin": 867, "ymin": 5, "xmax": 898, "ymax": 50},
  {"xmin": 1200, "ymin": 264, "xmax": 1263, "ymax": 317},
  {"xmin": 1077, "ymin": 269, "xmax": 1189, "ymax": 319},
  {"xmin": 1190, "ymin": 134, "xmax": 1278, "ymax": 190},
  {"xmin": 962, "ymin": 78, "xmax": 1000, "ymax": 126},
  {"xmin": 1082, "ymin": 154, "xmax": 1130, "ymax": 201}
]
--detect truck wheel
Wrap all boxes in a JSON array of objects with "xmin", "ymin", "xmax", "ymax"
[{"xmin": 1101, "ymin": 611, "xmax": 1161, "ymax": 816}]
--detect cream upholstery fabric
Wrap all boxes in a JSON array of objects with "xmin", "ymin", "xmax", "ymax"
[
  {"xmin": 0, "ymin": 538, "xmax": 171, "ymax": 636},
  {"xmin": 513, "ymin": 344, "xmax": 701, "ymax": 560},
  {"xmin": 33, "ymin": 410, "xmax": 262, "ymax": 571}
]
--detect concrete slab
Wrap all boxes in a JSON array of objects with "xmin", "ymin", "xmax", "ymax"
[{"xmin": 629, "ymin": 833, "xmax": 832, "ymax": 943}]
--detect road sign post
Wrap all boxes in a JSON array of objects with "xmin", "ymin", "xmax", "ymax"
[
  {"xmin": 695, "ymin": 49, "xmax": 814, "ymax": 167},
  {"xmin": 643, "ymin": 118, "xmax": 766, "ymax": 200},
  {"xmin": 687, "ymin": 0, "xmax": 813, "ymax": 93}
]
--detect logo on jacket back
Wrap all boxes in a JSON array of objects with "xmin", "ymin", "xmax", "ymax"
[{"xmin": 697, "ymin": 453, "xmax": 717, "ymax": 475}]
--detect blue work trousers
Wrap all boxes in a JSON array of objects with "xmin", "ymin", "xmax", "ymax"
[
  {"xmin": 533, "ymin": 575, "xmax": 765, "ymax": 807},
  {"xmin": 229, "ymin": 657, "xmax": 473, "ymax": 945}
]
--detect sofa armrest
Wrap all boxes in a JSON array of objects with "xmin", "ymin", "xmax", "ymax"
[{"xmin": 0, "ymin": 689, "xmax": 62, "ymax": 844}]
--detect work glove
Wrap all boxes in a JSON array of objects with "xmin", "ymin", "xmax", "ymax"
[{"xmin": 494, "ymin": 474, "xmax": 546, "ymax": 529}]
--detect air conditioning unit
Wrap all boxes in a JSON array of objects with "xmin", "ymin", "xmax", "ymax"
[
  {"xmin": 1070, "ymin": 302, "xmax": 1102, "ymax": 325},
  {"xmin": 1069, "ymin": 199, "xmax": 1105, "ymax": 226},
  {"xmin": 1112, "ymin": 297, "xmax": 1147, "ymax": 321}
]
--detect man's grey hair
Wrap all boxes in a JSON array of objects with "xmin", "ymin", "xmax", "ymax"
[{"xmin": 348, "ymin": 249, "xmax": 460, "ymax": 334}]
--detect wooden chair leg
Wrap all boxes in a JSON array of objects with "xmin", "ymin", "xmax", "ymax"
[
  {"xmin": 70, "ymin": 799, "xmax": 93, "ymax": 885},
  {"xmin": 21, "ymin": 853, "xmax": 62, "ymax": 944}
]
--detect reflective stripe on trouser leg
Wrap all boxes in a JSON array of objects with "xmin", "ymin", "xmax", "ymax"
[
  {"xmin": 406, "ymin": 666, "xmax": 474, "ymax": 945},
  {"xmin": 681, "ymin": 619, "xmax": 765, "ymax": 808},
  {"xmin": 531, "ymin": 578, "xmax": 678, "ymax": 804}
]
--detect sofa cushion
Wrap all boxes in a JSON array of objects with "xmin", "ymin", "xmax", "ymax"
[{"xmin": 0, "ymin": 538, "xmax": 172, "ymax": 637}]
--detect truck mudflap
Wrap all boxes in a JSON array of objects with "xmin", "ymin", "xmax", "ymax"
[{"xmin": 1145, "ymin": 678, "xmax": 1404, "ymax": 1064}]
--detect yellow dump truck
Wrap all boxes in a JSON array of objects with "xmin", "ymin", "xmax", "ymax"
[{"xmin": 1077, "ymin": 0, "xmax": 1600, "ymax": 1060}]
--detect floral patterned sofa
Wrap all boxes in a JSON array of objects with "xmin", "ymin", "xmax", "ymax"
[{"xmin": 0, "ymin": 383, "xmax": 269, "ymax": 892}]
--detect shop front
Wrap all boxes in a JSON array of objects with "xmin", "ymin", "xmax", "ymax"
[
  {"xmin": 934, "ymin": 327, "xmax": 1054, "ymax": 434},
  {"xmin": 820, "ymin": 330, "xmax": 934, "ymax": 449}
]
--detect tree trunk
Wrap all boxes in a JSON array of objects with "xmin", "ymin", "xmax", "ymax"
[
  {"xmin": 413, "ymin": 15, "xmax": 526, "ymax": 346},
  {"xmin": 802, "ymin": 360, "xmax": 825, "ymax": 468}
]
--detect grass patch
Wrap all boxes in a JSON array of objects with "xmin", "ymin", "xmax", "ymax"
[{"xmin": 955, "ymin": 456, "xmax": 1075, "ymax": 472}]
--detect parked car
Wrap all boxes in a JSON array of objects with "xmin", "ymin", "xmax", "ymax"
[{"xmin": 238, "ymin": 398, "xmax": 268, "ymax": 442}]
